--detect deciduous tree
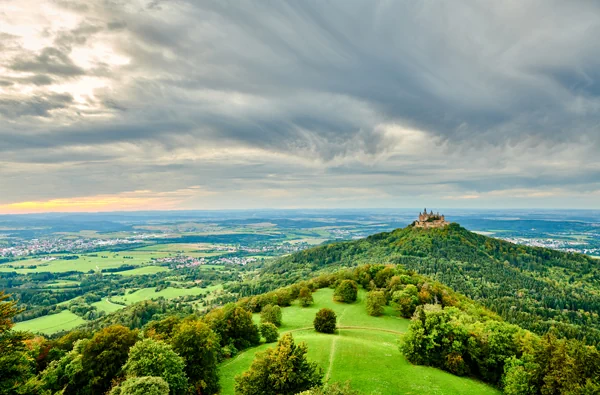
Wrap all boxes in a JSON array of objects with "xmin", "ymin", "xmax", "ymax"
[{"xmin": 234, "ymin": 334, "xmax": 323, "ymax": 395}]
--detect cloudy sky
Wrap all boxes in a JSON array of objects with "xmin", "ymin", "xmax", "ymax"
[{"xmin": 1, "ymin": 0, "xmax": 599, "ymax": 213}]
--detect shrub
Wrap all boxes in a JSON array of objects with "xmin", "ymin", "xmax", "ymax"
[
  {"xmin": 260, "ymin": 322, "xmax": 279, "ymax": 343},
  {"xmin": 366, "ymin": 290, "xmax": 386, "ymax": 316},
  {"xmin": 296, "ymin": 381, "xmax": 359, "ymax": 395},
  {"xmin": 333, "ymin": 280, "xmax": 358, "ymax": 303},
  {"xmin": 298, "ymin": 287, "xmax": 314, "ymax": 307},
  {"xmin": 313, "ymin": 308, "xmax": 337, "ymax": 334},
  {"xmin": 260, "ymin": 304, "xmax": 282, "ymax": 327}
]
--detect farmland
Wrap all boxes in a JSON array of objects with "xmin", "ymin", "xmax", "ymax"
[
  {"xmin": 110, "ymin": 284, "xmax": 223, "ymax": 305},
  {"xmin": 14, "ymin": 310, "xmax": 86, "ymax": 335}
]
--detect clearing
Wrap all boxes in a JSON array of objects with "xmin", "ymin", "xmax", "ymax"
[{"xmin": 218, "ymin": 288, "xmax": 500, "ymax": 395}]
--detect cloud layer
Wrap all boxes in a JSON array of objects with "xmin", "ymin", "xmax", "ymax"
[{"xmin": 1, "ymin": 0, "xmax": 599, "ymax": 212}]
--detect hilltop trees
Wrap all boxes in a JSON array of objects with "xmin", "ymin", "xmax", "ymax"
[
  {"xmin": 234, "ymin": 334, "xmax": 323, "ymax": 395},
  {"xmin": 0, "ymin": 291, "xmax": 34, "ymax": 394},
  {"xmin": 401, "ymin": 303, "xmax": 600, "ymax": 392},
  {"xmin": 333, "ymin": 280, "xmax": 358, "ymax": 303},
  {"xmin": 171, "ymin": 320, "xmax": 220, "ymax": 395},
  {"xmin": 82, "ymin": 325, "xmax": 139, "ymax": 394},
  {"xmin": 109, "ymin": 376, "xmax": 170, "ymax": 395},
  {"xmin": 298, "ymin": 287, "xmax": 314, "ymax": 307},
  {"xmin": 392, "ymin": 284, "xmax": 419, "ymax": 318},
  {"xmin": 122, "ymin": 339, "xmax": 188, "ymax": 395},
  {"xmin": 260, "ymin": 322, "xmax": 279, "ymax": 343},
  {"xmin": 366, "ymin": 291, "xmax": 386, "ymax": 316},
  {"xmin": 260, "ymin": 304, "xmax": 282, "ymax": 327},
  {"xmin": 313, "ymin": 308, "xmax": 337, "ymax": 334},
  {"xmin": 204, "ymin": 304, "xmax": 260, "ymax": 351}
]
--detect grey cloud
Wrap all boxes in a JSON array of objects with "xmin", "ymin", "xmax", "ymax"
[
  {"xmin": 1, "ymin": 0, "xmax": 600, "ymax": 208},
  {"xmin": 10, "ymin": 47, "xmax": 85, "ymax": 76},
  {"xmin": 0, "ymin": 93, "xmax": 74, "ymax": 118}
]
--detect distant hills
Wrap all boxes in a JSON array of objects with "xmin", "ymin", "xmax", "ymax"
[{"xmin": 261, "ymin": 223, "xmax": 600, "ymax": 345}]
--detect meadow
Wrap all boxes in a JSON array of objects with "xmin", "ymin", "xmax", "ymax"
[
  {"xmin": 14, "ymin": 310, "xmax": 86, "ymax": 335},
  {"xmin": 218, "ymin": 288, "xmax": 500, "ymax": 395},
  {"xmin": 110, "ymin": 284, "xmax": 223, "ymax": 305}
]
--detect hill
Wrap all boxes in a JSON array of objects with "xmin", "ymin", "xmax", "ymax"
[
  {"xmin": 219, "ymin": 287, "xmax": 499, "ymax": 395},
  {"xmin": 257, "ymin": 223, "xmax": 600, "ymax": 345}
]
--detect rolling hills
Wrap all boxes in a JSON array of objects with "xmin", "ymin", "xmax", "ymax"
[{"xmin": 257, "ymin": 223, "xmax": 600, "ymax": 345}]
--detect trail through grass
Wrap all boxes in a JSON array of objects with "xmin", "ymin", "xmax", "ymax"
[{"xmin": 219, "ymin": 288, "xmax": 500, "ymax": 395}]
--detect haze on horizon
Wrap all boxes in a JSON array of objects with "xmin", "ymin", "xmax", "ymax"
[{"xmin": 1, "ymin": 0, "xmax": 599, "ymax": 214}]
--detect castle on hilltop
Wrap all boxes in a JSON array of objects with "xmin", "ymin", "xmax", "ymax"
[{"xmin": 414, "ymin": 208, "xmax": 449, "ymax": 228}]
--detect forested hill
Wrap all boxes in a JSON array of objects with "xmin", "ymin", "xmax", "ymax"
[{"xmin": 259, "ymin": 223, "xmax": 600, "ymax": 345}]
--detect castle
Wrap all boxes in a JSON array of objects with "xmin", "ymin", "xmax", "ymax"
[{"xmin": 414, "ymin": 208, "xmax": 449, "ymax": 228}]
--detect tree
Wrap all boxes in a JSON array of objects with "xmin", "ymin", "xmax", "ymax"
[
  {"xmin": 109, "ymin": 376, "xmax": 170, "ymax": 395},
  {"xmin": 204, "ymin": 304, "xmax": 260, "ymax": 350},
  {"xmin": 333, "ymin": 280, "xmax": 358, "ymax": 303},
  {"xmin": 0, "ymin": 292, "xmax": 34, "ymax": 394},
  {"xmin": 313, "ymin": 309, "xmax": 336, "ymax": 334},
  {"xmin": 392, "ymin": 285, "xmax": 419, "ymax": 318},
  {"xmin": 366, "ymin": 290, "xmax": 386, "ymax": 316},
  {"xmin": 123, "ymin": 339, "xmax": 188, "ymax": 395},
  {"xmin": 82, "ymin": 325, "xmax": 139, "ymax": 395},
  {"xmin": 234, "ymin": 333, "xmax": 323, "ymax": 395},
  {"xmin": 298, "ymin": 287, "xmax": 314, "ymax": 307},
  {"xmin": 260, "ymin": 304, "xmax": 282, "ymax": 327},
  {"xmin": 260, "ymin": 322, "xmax": 279, "ymax": 343},
  {"xmin": 171, "ymin": 320, "xmax": 220, "ymax": 395}
]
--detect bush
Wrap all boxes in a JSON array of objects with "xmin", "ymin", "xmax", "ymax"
[
  {"xmin": 260, "ymin": 322, "xmax": 279, "ymax": 343},
  {"xmin": 260, "ymin": 304, "xmax": 282, "ymax": 327},
  {"xmin": 234, "ymin": 333, "xmax": 323, "ymax": 395},
  {"xmin": 296, "ymin": 381, "xmax": 359, "ymax": 395},
  {"xmin": 109, "ymin": 376, "xmax": 170, "ymax": 395},
  {"xmin": 298, "ymin": 287, "xmax": 314, "ymax": 307},
  {"xmin": 313, "ymin": 308, "xmax": 337, "ymax": 334},
  {"xmin": 366, "ymin": 290, "xmax": 386, "ymax": 316},
  {"xmin": 333, "ymin": 280, "xmax": 358, "ymax": 303}
]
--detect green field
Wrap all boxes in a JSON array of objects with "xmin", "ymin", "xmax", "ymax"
[
  {"xmin": 14, "ymin": 310, "xmax": 86, "ymax": 335},
  {"xmin": 111, "ymin": 265, "xmax": 169, "ymax": 276},
  {"xmin": 91, "ymin": 298, "xmax": 126, "ymax": 314},
  {"xmin": 0, "ymin": 250, "xmax": 176, "ymax": 273},
  {"xmin": 219, "ymin": 288, "xmax": 499, "ymax": 395},
  {"xmin": 111, "ymin": 284, "xmax": 223, "ymax": 305}
]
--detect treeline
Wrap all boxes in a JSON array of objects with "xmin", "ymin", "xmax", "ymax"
[{"xmin": 402, "ymin": 305, "xmax": 600, "ymax": 394}]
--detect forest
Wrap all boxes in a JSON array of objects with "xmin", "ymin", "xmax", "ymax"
[{"xmin": 1, "ymin": 263, "xmax": 599, "ymax": 394}]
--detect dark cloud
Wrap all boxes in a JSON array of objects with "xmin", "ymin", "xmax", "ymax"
[
  {"xmin": 0, "ymin": 93, "xmax": 73, "ymax": 118},
  {"xmin": 10, "ymin": 47, "xmax": 85, "ymax": 76},
  {"xmin": 1, "ymin": 0, "xmax": 599, "ymax": 208}
]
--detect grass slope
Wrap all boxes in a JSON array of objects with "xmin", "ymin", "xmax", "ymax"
[
  {"xmin": 14, "ymin": 310, "xmax": 86, "ymax": 335},
  {"xmin": 218, "ymin": 288, "xmax": 499, "ymax": 395}
]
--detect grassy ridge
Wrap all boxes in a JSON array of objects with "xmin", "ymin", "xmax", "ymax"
[{"xmin": 219, "ymin": 288, "xmax": 499, "ymax": 395}]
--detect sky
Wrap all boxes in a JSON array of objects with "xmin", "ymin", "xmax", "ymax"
[{"xmin": 1, "ymin": 0, "xmax": 599, "ymax": 213}]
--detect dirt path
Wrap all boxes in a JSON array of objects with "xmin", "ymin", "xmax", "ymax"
[{"xmin": 220, "ymin": 324, "xmax": 405, "ymax": 370}]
